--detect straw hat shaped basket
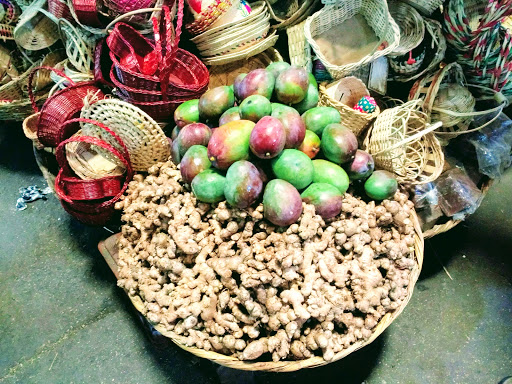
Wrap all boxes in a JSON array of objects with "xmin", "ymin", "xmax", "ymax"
[
  {"xmin": 13, "ymin": 0, "xmax": 60, "ymax": 51},
  {"xmin": 409, "ymin": 62, "xmax": 509, "ymax": 140},
  {"xmin": 208, "ymin": 47, "xmax": 282, "ymax": 88},
  {"xmin": 79, "ymin": 98, "xmax": 171, "ymax": 172},
  {"xmin": 103, "ymin": 209, "xmax": 423, "ymax": 372},
  {"xmin": 364, "ymin": 99, "xmax": 445, "ymax": 184},
  {"xmin": 319, "ymin": 76, "xmax": 380, "ymax": 137},
  {"xmin": 304, "ymin": 0, "xmax": 400, "ymax": 79}
]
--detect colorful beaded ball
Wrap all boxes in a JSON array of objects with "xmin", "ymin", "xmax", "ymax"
[{"xmin": 353, "ymin": 95, "xmax": 377, "ymax": 114}]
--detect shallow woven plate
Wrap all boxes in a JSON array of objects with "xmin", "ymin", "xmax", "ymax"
[{"xmin": 80, "ymin": 98, "xmax": 171, "ymax": 172}]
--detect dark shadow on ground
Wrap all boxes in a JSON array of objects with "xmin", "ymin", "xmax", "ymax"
[{"xmin": 0, "ymin": 123, "xmax": 41, "ymax": 175}]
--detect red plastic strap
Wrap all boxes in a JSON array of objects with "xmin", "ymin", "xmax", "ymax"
[{"xmin": 28, "ymin": 66, "xmax": 75, "ymax": 113}]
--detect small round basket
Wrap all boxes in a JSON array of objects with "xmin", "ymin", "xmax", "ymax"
[
  {"xmin": 117, "ymin": 207, "xmax": 424, "ymax": 372},
  {"xmin": 304, "ymin": 0, "xmax": 400, "ymax": 79},
  {"xmin": 388, "ymin": 1, "xmax": 425, "ymax": 57},
  {"xmin": 207, "ymin": 47, "xmax": 282, "ymax": 88},
  {"xmin": 318, "ymin": 76, "xmax": 380, "ymax": 137},
  {"xmin": 409, "ymin": 62, "xmax": 509, "ymax": 140},
  {"xmin": 400, "ymin": 0, "xmax": 443, "ymax": 16},
  {"xmin": 13, "ymin": 0, "xmax": 60, "ymax": 51},
  {"xmin": 264, "ymin": 0, "xmax": 319, "ymax": 29},
  {"xmin": 364, "ymin": 99, "xmax": 445, "ymax": 184},
  {"xmin": 79, "ymin": 98, "xmax": 171, "ymax": 172}
]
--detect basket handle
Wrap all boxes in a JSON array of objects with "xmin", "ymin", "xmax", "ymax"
[
  {"xmin": 103, "ymin": 7, "xmax": 163, "ymax": 32},
  {"xmin": 55, "ymin": 135, "xmax": 133, "ymax": 204},
  {"xmin": 28, "ymin": 66, "xmax": 76, "ymax": 113}
]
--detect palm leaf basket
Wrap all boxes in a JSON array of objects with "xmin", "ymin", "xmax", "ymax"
[{"xmin": 98, "ymin": 209, "xmax": 423, "ymax": 372}]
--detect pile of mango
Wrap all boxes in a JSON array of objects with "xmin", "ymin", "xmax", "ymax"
[{"xmin": 171, "ymin": 63, "xmax": 397, "ymax": 226}]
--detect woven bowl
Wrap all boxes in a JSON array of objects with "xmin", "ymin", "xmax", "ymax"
[
  {"xmin": 388, "ymin": 1, "xmax": 425, "ymax": 57},
  {"xmin": 102, "ymin": 209, "xmax": 424, "ymax": 372},
  {"xmin": 14, "ymin": 0, "xmax": 60, "ymax": 51}
]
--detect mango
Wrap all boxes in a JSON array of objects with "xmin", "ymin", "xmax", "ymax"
[
  {"xmin": 233, "ymin": 73, "xmax": 247, "ymax": 100},
  {"xmin": 219, "ymin": 106, "xmax": 241, "ymax": 125},
  {"xmin": 236, "ymin": 69, "xmax": 275, "ymax": 100},
  {"xmin": 275, "ymin": 66, "xmax": 309, "ymax": 104},
  {"xmin": 174, "ymin": 99, "xmax": 200, "ymax": 128},
  {"xmin": 266, "ymin": 61, "xmax": 291, "ymax": 80},
  {"xmin": 271, "ymin": 149, "xmax": 314, "ymax": 190},
  {"xmin": 250, "ymin": 116, "xmax": 286, "ymax": 159},
  {"xmin": 364, "ymin": 170, "xmax": 398, "ymax": 200},
  {"xmin": 302, "ymin": 106, "xmax": 341, "ymax": 137},
  {"xmin": 224, "ymin": 160, "xmax": 263, "ymax": 208},
  {"xmin": 298, "ymin": 130, "xmax": 321, "ymax": 159},
  {"xmin": 171, "ymin": 125, "xmax": 180, "ymax": 140},
  {"xmin": 198, "ymin": 86, "xmax": 235, "ymax": 122},
  {"xmin": 239, "ymin": 95, "xmax": 272, "ymax": 122},
  {"xmin": 263, "ymin": 179, "xmax": 303, "ymax": 226},
  {"xmin": 207, "ymin": 120, "xmax": 255, "ymax": 169},
  {"xmin": 320, "ymin": 123, "xmax": 358, "ymax": 164},
  {"xmin": 180, "ymin": 145, "xmax": 211, "ymax": 184},
  {"xmin": 308, "ymin": 73, "xmax": 318, "ymax": 89},
  {"xmin": 292, "ymin": 83, "xmax": 319, "ymax": 114},
  {"xmin": 345, "ymin": 150, "xmax": 374, "ymax": 181},
  {"xmin": 271, "ymin": 106, "xmax": 306, "ymax": 149},
  {"xmin": 301, "ymin": 183, "xmax": 343, "ymax": 219},
  {"xmin": 312, "ymin": 159, "xmax": 349, "ymax": 194},
  {"xmin": 171, "ymin": 139, "xmax": 181, "ymax": 164},
  {"xmin": 191, "ymin": 169, "xmax": 226, "ymax": 203},
  {"xmin": 176, "ymin": 123, "xmax": 212, "ymax": 158}
]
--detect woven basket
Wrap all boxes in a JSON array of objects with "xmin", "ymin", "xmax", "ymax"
[
  {"xmin": 265, "ymin": 0, "xmax": 318, "ymax": 29},
  {"xmin": 207, "ymin": 47, "xmax": 282, "ymax": 88},
  {"xmin": 390, "ymin": 19, "xmax": 446, "ymax": 82},
  {"xmin": 59, "ymin": 17, "xmax": 98, "ymax": 74},
  {"xmin": 409, "ymin": 62, "xmax": 509, "ymax": 139},
  {"xmin": 93, "ymin": 37, "xmax": 113, "ymax": 86},
  {"xmin": 13, "ymin": 0, "xmax": 60, "ymax": 51},
  {"xmin": 48, "ymin": 0, "xmax": 72, "ymax": 20},
  {"xmin": 304, "ymin": 0, "xmax": 400, "ymax": 79},
  {"xmin": 286, "ymin": 20, "xmax": 313, "ymax": 72},
  {"xmin": 364, "ymin": 100, "xmax": 445, "ymax": 184},
  {"xmin": 401, "ymin": 0, "xmax": 443, "ymax": 16},
  {"xmin": 185, "ymin": 0, "xmax": 233, "ymax": 35},
  {"xmin": 388, "ymin": 1, "xmax": 424, "ymax": 57},
  {"xmin": 99, "ymin": 208, "xmax": 423, "ymax": 372},
  {"xmin": 1, "ymin": 0, "xmax": 20, "ymax": 25},
  {"xmin": 423, "ymin": 178, "xmax": 493, "ymax": 238},
  {"xmin": 28, "ymin": 66, "xmax": 105, "ymax": 147},
  {"xmin": 80, "ymin": 98, "xmax": 171, "ymax": 171},
  {"xmin": 319, "ymin": 77, "xmax": 380, "ymax": 137}
]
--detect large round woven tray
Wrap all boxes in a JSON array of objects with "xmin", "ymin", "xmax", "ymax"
[
  {"xmin": 106, "ymin": 209, "xmax": 423, "ymax": 372},
  {"xmin": 422, "ymin": 178, "xmax": 493, "ymax": 239}
]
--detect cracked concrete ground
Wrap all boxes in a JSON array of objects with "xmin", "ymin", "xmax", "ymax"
[{"xmin": 0, "ymin": 124, "xmax": 511, "ymax": 384}]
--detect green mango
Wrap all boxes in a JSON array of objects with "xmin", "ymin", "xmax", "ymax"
[
  {"xmin": 191, "ymin": 169, "xmax": 226, "ymax": 203},
  {"xmin": 266, "ymin": 61, "xmax": 291, "ymax": 80},
  {"xmin": 312, "ymin": 159, "xmax": 349, "ymax": 194},
  {"xmin": 263, "ymin": 179, "xmax": 303, "ymax": 226},
  {"xmin": 302, "ymin": 106, "xmax": 341, "ymax": 137},
  {"xmin": 224, "ymin": 160, "xmax": 263, "ymax": 208},
  {"xmin": 292, "ymin": 83, "xmax": 319, "ymax": 114},
  {"xmin": 174, "ymin": 99, "xmax": 200, "ymax": 128},
  {"xmin": 298, "ymin": 130, "xmax": 321, "ymax": 159},
  {"xmin": 271, "ymin": 149, "xmax": 314, "ymax": 190},
  {"xmin": 301, "ymin": 182, "xmax": 343, "ymax": 219},
  {"xmin": 308, "ymin": 72, "xmax": 318, "ymax": 89},
  {"xmin": 207, "ymin": 120, "xmax": 255, "ymax": 169},
  {"xmin": 198, "ymin": 86, "xmax": 235, "ymax": 122},
  {"xmin": 320, "ymin": 123, "xmax": 358, "ymax": 164},
  {"xmin": 364, "ymin": 170, "xmax": 398, "ymax": 200},
  {"xmin": 219, "ymin": 106, "xmax": 241, "ymax": 125},
  {"xmin": 239, "ymin": 95, "xmax": 272, "ymax": 122},
  {"xmin": 180, "ymin": 145, "xmax": 211, "ymax": 184}
]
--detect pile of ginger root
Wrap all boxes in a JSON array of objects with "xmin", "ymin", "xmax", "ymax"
[{"xmin": 115, "ymin": 161, "xmax": 418, "ymax": 362}]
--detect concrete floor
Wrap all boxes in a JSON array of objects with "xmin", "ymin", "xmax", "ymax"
[{"xmin": 0, "ymin": 124, "xmax": 511, "ymax": 384}]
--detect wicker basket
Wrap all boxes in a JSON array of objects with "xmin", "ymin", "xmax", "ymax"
[
  {"xmin": 1, "ymin": 0, "xmax": 20, "ymax": 25},
  {"xmin": 409, "ymin": 62, "xmax": 509, "ymax": 140},
  {"xmin": 401, "ymin": 0, "xmax": 443, "ymax": 16},
  {"xmin": 59, "ymin": 18, "xmax": 98, "ymax": 74},
  {"xmin": 318, "ymin": 77, "xmax": 380, "ymax": 137},
  {"xmin": 265, "ymin": 0, "xmax": 319, "ymax": 29},
  {"xmin": 185, "ymin": 0, "xmax": 233, "ymax": 35},
  {"xmin": 207, "ymin": 47, "xmax": 282, "ymax": 88},
  {"xmin": 423, "ymin": 178, "xmax": 493, "ymax": 238},
  {"xmin": 364, "ymin": 100, "xmax": 445, "ymax": 184},
  {"xmin": 304, "ymin": 0, "xmax": 400, "ymax": 79},
  {"xmin": 48, "ymin": 0, "xmax": 72, "ymax": 20},
  {"xmin": 13, "ymin": 0, "xmax": 60, "ymax": 51},
  {"xmin": 98, "ymin": 209, "xmax": 423, "ymax": 372},
  {"xmin": 388, "ymin": 1, "xmax": 424, "ymax": 57},
  {"xmin": 80, "ymin": 98, "xmax": 171, "ymax": 171},
  {"xmin": 287, "ymin": 20, "xmax": 313, "ymax": 72}
]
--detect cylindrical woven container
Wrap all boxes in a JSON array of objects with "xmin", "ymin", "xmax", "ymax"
[
  {"xmin": 364, "ymin": 100, "xmax": 445, "ymax": 184},
  {"xmin": 287, "ymin": 20, "xmax": 313, "ymax": 72},
  {"xmin": 80, "ymin": 98, "xmax": 171, "ymax": 171},
  {"xmin": 319, "ymin": 77, "xmax": 380, "ymax": 137},
  {"xmin": 388, "ymin": 1, "xmax": 425, "ymax": 57},
  {"xmin": 401, "ymin": 0, "xmax": 443, "ymax": 16},
  {"xmin": 304, "ymin": 0, "xmax": 400, "ymax": 79},
  {"xmin": 111, "ymin": 208, "xmax": 423, "ymax": 372},
  {"xmin": 207, "ymin": 47, "xmax": 282, "ymax": 88},
  {"xmin": 27, "ymin": 66, "xmax": 106, "ymax": 147},
  {"xmin": 409, "ymin": 62, "xmax": 509, "ymax": 139},
  {"xmin": 71, "ymin": 0, "xmax": 102, "ymax": 28},
  {"xmin": 13, "ymin": 0, "xmax": 60, "ymax": 51}
]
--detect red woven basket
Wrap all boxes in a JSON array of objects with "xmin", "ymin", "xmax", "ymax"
[
  {"xmin": 72, "ymin": 0, "xmax": 103, "ymax": 27},
  {"xmin": 94, "ymin": 38, "xmax": 114, "ymax": 87},
  {"xmin": 28, "ymin": 66, "xmax": 106, "ymax": 148},
  {"xmin": 48, "ymin": 0, "xmax": 72, "ymax": 21},
  {"xmin": 55, "ymin": 119, "xmax": 133, "ymax": 225},
  {"xmin": 118, "ymin": 95, "xmax": 186, "ymax": 121}
]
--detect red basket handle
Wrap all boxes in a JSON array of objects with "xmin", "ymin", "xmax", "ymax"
[
  {"xmin": 28, "ymin": 66, "xmax": 76, "ymax": 113},
  {"xmin": 58, "ymin": 117, "xmax": 132, "ymax": 163},
  {"xmin": 55, "ymin": 135, "xmax": 133, "ymax": 204}
]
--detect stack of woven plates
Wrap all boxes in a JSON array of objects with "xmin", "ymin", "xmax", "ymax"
[{"xmin": 189, "ymin": 1, "xmax": 278, "ymax": 66}]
